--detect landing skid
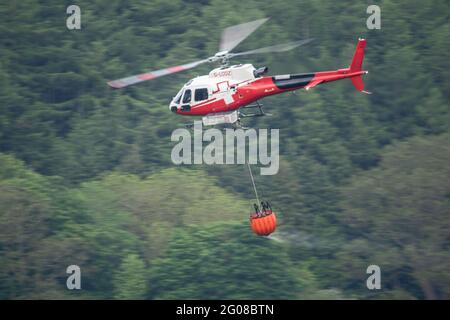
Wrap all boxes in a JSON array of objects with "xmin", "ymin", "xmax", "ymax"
[
  {"xmin": 184, "ymin": 101, "xmax": 270, "ymax": 130},
  {"xmin": 184, "ymin": 120, "xmax": 249, "ymax": 131}
]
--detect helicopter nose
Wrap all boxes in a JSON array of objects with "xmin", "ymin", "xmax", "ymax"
[{"xmin": 170, "ymin": 106, "xmax": 178, "ymax": 113}]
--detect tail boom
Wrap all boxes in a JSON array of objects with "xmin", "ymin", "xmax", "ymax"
[
  {"xmin": 234, "ymin": 38, "xmax": 370, "ymax": 106},
  {"xmin": 269, "ymin": 38, "xmax": 369, "ymax": 93},
  {"xmin": 305, "ymin": 38, "xmax": 369, "ymax": 92}
]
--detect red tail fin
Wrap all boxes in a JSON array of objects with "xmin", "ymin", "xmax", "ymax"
[
  {"xmin": 349, "ymin": 38, "xmax": 370, "ymax": 94},
  {"xmin": 351, "ymin": 74, "xmax": 365, "ymax": 91},
  {"xmin": 350, "ymin": 38, "xmax": 366, "ymax": 72}
]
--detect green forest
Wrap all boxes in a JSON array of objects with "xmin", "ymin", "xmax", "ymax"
[{"xmin": 0, "ymin": 0, "xmax": 449, "ymax": 299}]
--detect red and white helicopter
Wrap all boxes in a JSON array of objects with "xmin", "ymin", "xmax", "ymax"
[{"xmin": 108, "ymin": 18, "xmax": 369, "ymax": 127}]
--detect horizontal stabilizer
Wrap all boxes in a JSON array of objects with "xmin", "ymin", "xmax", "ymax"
[{"xmin": 304, "ymin": 79, "xmax": 323, "ymax": 90}]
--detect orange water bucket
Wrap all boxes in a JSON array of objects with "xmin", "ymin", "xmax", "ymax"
[{"xmin": 250, "ymin": 211, "xmax": 277, "ymax": 236}]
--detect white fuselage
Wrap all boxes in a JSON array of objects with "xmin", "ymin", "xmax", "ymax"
[{"xmin": 169, "ymin": 64, "xmax": 256, "ymax": 112}]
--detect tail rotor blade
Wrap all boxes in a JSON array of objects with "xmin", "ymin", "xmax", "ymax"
[
  {"xmin": 230, "ymin": 38, "xmax": 314, "ymax": 58},
  {"xmin": 219, "ymin": 18, "xmax": 269, "ymax": 52},
  {"xmin": 107, "ymin": 59, "xmax": 209, "ymax": 89}
]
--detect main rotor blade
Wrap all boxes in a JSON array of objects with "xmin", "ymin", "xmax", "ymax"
[
  {"xmin": 230, "ymin": 38, "xmax": 314, "ymax": 57},
  {"xmin": 107, "ymin": 59, "xmax": 209, "ymax": 89},
  {"xmin": 219, "ymin": 18, "xmax": 269, "ymax": 53}
]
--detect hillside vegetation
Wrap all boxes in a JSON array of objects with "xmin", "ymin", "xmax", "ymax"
[{"xmin": 0, "ymin": 0, "xmax": 449, "ymax": 299}]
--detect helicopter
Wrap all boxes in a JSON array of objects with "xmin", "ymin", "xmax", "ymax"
[{"xmin": 108, "ymin": 18, "xmax": 370, "ymax": 128}]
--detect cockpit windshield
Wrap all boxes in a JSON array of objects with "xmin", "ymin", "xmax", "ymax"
[{"xmin": 172, "ymin": 88, "xmax": 183, "ymax": 104}]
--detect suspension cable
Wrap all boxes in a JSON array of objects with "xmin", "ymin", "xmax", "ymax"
[{"xmin": 246, "ymin": 161, "xmax": 260, "ymax": 206}]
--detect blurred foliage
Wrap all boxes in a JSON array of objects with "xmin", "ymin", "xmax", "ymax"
[
  {"xmin": 149, "ymin": 223, "xmax": 302, "ymax": 299},
  {"xmin": 0, "ymin": 0, "xmax": 449, "ymax": 299},
  {"xmin": 339, "ymin": 134, "xmax": 450, "ymax": 299}
]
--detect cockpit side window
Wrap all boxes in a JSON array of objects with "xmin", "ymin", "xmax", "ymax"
[
  {"xmin": 182, "ymin": 89, "xmax": 192, "ymax": 104},
  {"xmin": 173, "ymin": 89, "xmax": 183, "ymax": 104},
  {"xmin": 194, "ymin": 88, "xmax": 208, "ymax": 102}
]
